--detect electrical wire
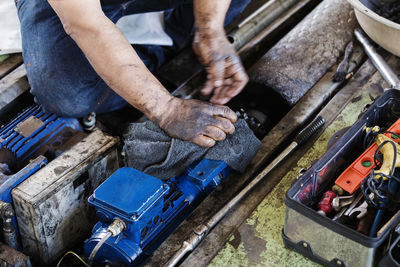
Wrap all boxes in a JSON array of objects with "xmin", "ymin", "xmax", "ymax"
[
  {"xmin": 361, "ymin": 139, "xmax": 398, "ymax": 208},
  {"xmin": 362, "ymin": 127, "xmax": 400, "ymax": 150},
  {"xmin": 56, "ymin": 251, "xmax": 88, "ymax": 267},
  {"xmin": 88, "ymin": 231, "xmax": 112, "ymax": 267},
  {"xmin": 363, "ymin": 127, "xmax": 378, "ymax": 149}
]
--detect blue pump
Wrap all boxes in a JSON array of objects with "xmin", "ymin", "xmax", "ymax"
[{"xmin": 84, "ymin": 159, "xmax": 230, "ymax": 266}]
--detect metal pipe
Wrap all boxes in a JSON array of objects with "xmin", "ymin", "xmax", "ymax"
[
  {"xmin": 354, "ymin": 28, "xmax": 400, "ymax": 89},
  {"xmin": 0, "ymin": 202, "xmax": 18, "ymax": 250},
  {"xmin": 164, "ymin": 116, "xmax": 325, "ymax": 267},
  {"xmin": 238, "ymin": 0, "xmax": 320, "ymax": 61},
  {"xmin": 229, "ymin": 0, "xmax": 300, "ymax": 50}
]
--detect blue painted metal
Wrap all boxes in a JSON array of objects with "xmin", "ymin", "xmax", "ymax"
[
  {"xmin": 0, "ymin": 156, "xmax": 47, "ymax": 203},
  {"xmin": 0, "ymin": 104, "xmax": 82, "ymax": 203},
  {"xmin": 0, "ymin": 105, "xmax": 82, "ymax": 163},
  {"xmin": 0, "ymin": 105, "xmax": 83, "ymax": 250},
  {"xmin": 0, "ymin": 155, "xmax": 47, "ymax": 251},
  {"xmin": 84, "ymin": 159, "xmax": 230, "ymax": 266}
]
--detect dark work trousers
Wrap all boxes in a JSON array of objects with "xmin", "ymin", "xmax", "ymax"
[{"xmin": 15, "ymin": 0, "xmax": 250, "ymax": 117}]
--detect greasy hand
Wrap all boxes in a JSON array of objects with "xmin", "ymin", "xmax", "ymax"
[
  {"xmin": 158, "ymin": 98, "xmax": 237, "ymax": 148},
  {"xmin": 193, "ymin": 29, "xmax": 248, "ymax": 105}
]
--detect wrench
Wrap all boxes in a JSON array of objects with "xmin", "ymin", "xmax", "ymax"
[
  {"xmin": 332, "ymin": 194, "xmax": 356, "ymax": 212},
  {"xmin": 347, "ymin": 193, "xmax": 374, "ymax": 220},
  {"xmin": 344, "ymin": 192, "xmax": 364, "ymax": 217},
  {"xmin": 348, "ymin": 200, "xmax": 369, "ymax": 220},
  {"xmin": 333, "ymin": 192, "xmax": 363, "ymax": 222}
]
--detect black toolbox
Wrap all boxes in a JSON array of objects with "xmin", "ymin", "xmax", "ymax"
[
  {"xmin": 379, "ymin": 223, "xmax": 400, "ymax": 266},
  {"xmin": 283, "ymin": 89, "xmax": 400, "ymax": 267}
]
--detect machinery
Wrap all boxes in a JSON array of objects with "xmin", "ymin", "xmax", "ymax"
[
  {"xmin": 84, "ymin": 159, "xmax": 230, "ymax": 266},
  {"xmin": 0, "ymin": 104, "xmax": 84, "ymax": 250},
  {"xmin": 0, "ymin": 0, "xmax": 381, "ymax": 265}
]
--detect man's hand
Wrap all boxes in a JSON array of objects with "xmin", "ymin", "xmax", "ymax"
[
  {"xmin": 157, "ymin": 97, "xmax": 237, "ymax": 148},
  {"xmin": 49, "ymin": 0, "xmax": 240, "ymax": 148},
  {"xmin": 193, "ymin": 29, "xmax": 248, "ymax": 105}
]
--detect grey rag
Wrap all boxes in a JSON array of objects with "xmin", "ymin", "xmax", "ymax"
[{"xmin": 123, "ymin": 119, "xmax": 262, "ymax": 180}]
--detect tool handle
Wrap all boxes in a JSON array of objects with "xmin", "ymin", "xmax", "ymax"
[
  {"xmin": 354, "ymin": 29, "xmax": 400, "ymax": 89},
  {"xmin": 294, "ymin": 116, "xmax": 325, "ymax": 145}
]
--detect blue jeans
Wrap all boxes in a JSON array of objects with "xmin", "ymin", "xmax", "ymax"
[{"xmin": 15, "ymin": 0, "xmax": 250, "ymax": 117}]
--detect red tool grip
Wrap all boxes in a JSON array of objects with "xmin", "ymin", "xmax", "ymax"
[{"xmin": 318, "ymin": 190, "xmax": 336, "ymax": 216}]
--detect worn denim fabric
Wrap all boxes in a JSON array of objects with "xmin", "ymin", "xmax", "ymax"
[{"xmin": 16, "ymin": 0, "xmax": 250, "ymax": 117}]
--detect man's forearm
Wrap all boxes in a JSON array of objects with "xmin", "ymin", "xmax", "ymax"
[
  {"xmin": 193, "ymin": 0, "xmax": 231, "ymax": 33},
  {"xmin": 49, "ymin": 1, "xmax": 172, "ymax": 121}
]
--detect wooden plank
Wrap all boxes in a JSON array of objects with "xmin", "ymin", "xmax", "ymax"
[
  {"xmin": 0, "ymin": 64, "xmax": 29, "ymax": 111},
  {"xmin": 0, "ymin": 55, "xmax": 9, "ymax": 63},
  {"xmin": 0, "ymin": 53, "xmax": 23, "ymax": 79}
]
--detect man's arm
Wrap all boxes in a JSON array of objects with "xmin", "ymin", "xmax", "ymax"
[
  {"xmin": 193, "ymin": 0, "xmax": 249, "ymax": 105},
  {"xmin": 47, "ymin": 0, "xmax": 237, "ymax": 148}
]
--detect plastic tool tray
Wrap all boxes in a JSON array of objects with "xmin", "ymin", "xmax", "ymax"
[{"xmin": 283, "ymin": 89, "xmax": 400, "ymax": 267}]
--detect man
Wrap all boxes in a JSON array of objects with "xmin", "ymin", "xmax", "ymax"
[{"xmin": 15, "ymin": 0, "xmax": 250, "ymax": 147}]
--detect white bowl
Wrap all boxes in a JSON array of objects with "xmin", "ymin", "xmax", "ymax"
[{"xmin": 348, "ymin": 0, "xmax": 400, "ymax": 56}]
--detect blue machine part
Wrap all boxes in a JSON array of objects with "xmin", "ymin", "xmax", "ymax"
[
  {"xmin": 84, "ymin": 159, "xmax": 230, "ymax": 266},
  {"xmin": 0, "ymin": 105, "xmax": 84, "ymax": 250},
  {"xmin": 0, "ymin": 105, "xmax": 83, "ymax": 164},
  {"xmin": 0, "ymin": 156, "xmax": 47, "ymax": 203},
  {"xmin": 0, "ymin": 104, "xmax": 83, "ymax": 202}
]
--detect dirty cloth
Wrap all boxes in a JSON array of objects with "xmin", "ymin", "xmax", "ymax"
[{"xmin": 123, "ymin": 119, "xmax": 261, "ymax": 180}]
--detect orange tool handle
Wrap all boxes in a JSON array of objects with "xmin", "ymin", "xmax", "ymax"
[{"xmin": 335, "ymin": 118, "xmax": 400, "ymax": 194}]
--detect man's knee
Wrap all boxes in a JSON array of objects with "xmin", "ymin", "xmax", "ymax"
[
  {"xmin": 29, "ymin": 76, "xmax": 91, "ymax": 118},
  {"xmin": 33, "ymin": 92, "xmax": 92, "ymax": 118}
]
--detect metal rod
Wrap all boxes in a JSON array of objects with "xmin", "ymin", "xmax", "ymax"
[
  {"xmin": 354, "ymin": 28, "xmax": 400, "ymax": 89},
  {"xmin": 229, "ymin": 0, "xmax": 300, "ymax": 50},
  {"xmin": 238, "ymin": 0, "xmax": 320, "ymax": 61},
  {"xmin": 164, "ymin": 116, "xmax": 325, "ymax": 267}
]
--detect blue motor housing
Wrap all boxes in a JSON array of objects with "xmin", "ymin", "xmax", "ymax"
[
  {"xmin": 0, "ymin": 104, "xmax": 83, "ymax": 250},
  {"xmin": 84, "ymin": 159, "xmax": 230, "ymax": 266},
  {"xmin": 0, "ymin": 104, "xmax": 83, "ymax": 202}
]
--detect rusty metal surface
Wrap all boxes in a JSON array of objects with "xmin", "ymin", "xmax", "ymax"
[
  {"xmin": 14, "ymin": 116, "xmax": 44, "ymax": 138},
  {"xmin": 0, "ymin": 242, "xmax": 31, "ymax": 267},
  {"xmin": 0, "ymin": 54, "xmax": 23, "ymax": 80},
  {"xmin": 249, "ymin": 0, "xmax": 357, "ymax": 106},
  {"xmin": 229, "ymin": 0, "xmax": 300, "ymax": 50},
  {"xmin": 239, "ymin": 0, "xmax": 322, "ymax": 65}
]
